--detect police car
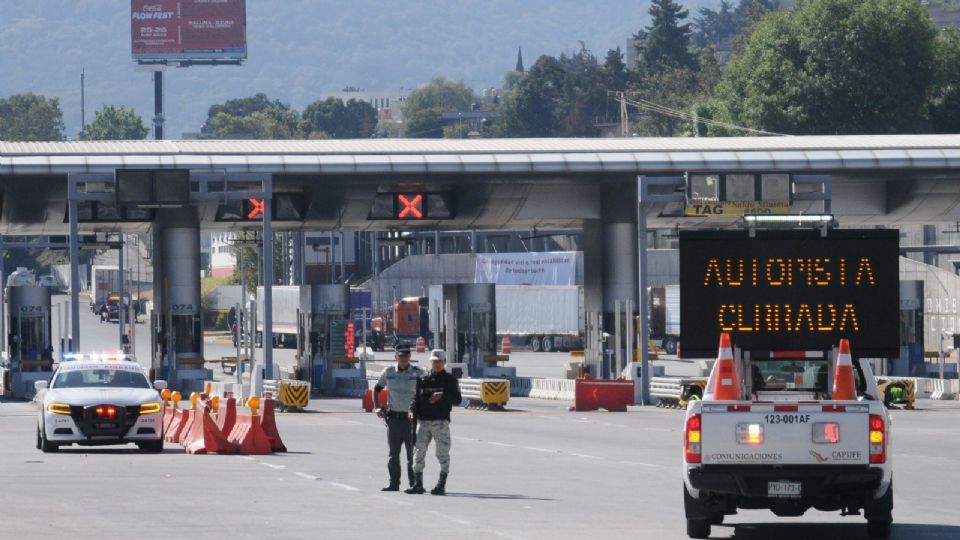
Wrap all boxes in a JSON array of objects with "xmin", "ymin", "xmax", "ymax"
[{"xmin": 35, "ymin": 354, "xmax": 167, "ymax": 453}]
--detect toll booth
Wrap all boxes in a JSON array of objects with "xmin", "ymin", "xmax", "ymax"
[
  {"xmin": 304, "ymin": 284, "xmax": 353, "ymax": 393},
  {"xmin": 6, "ymin": 284, "xmax": 54, "ymax": 399},
  {"xmin": 152, "ymin": 226, "xmax": 210, "ymax": 393},
  {"xmin": 429, "ymin": 284, "xmax": 507, "ymax": 378}
]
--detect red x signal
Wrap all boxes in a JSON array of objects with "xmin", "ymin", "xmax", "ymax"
[
  {"xmin": 397, "ymin": 194, "xmax": 423, "ymax": 219},
  {"xmin": 247, "ymin": 198, "xmax": 265, "ymax": 220}
]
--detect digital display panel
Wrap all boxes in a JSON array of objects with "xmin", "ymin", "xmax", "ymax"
[
  {"xmin": 368, "ymin": 192, "xmax": 453, "ymax": 220},
  {"xmin": 214, "ymin": 194, "xmax": 303, "ymax": 222},
  {"xmin": 679, "ymin": 229, "xmax": 899, "ymax": 358}
]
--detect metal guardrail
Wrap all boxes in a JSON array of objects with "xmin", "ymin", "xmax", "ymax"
[{"xmin": 650, "ymin": 376, "xmax": 707, "ymax": 409}]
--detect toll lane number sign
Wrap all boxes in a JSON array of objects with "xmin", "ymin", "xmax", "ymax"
[{"xmin": 678, "ymin": 229, "xmax": 899, "ymax": 358}]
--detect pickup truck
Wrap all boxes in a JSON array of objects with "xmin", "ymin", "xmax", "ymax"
[{"xmin": 682, "ymin": 341, "xmax": 893, "ymax": 539}]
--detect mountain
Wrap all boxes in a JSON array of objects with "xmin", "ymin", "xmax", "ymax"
[{"xmin": 0, "ymin": 0, "xmax": 722, "ymax": 139}]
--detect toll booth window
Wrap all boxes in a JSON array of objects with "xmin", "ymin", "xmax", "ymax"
[
  {"xmin": 172, "ymin": 315, "xmax": 201, "ymax": 355},
  {"xmin": 761, "ymin": 174, "xmax": 791, "ymax": 201},
  {"xmin": 725, "ymin": 174, "xmax": 755, "ymax": 202},
  {"xmin": 689, "ymin": 174, "xmax": 719, "ymax": 200}
]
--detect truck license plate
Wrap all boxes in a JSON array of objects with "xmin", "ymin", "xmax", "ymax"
[{"xmin": 768, "ymin": 481, "xmax": 801, "ymax": 498}]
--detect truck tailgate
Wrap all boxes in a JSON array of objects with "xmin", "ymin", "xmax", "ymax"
[{"xmin": 700, "ymin": 403, "xmax": 870, "ymax": 466}]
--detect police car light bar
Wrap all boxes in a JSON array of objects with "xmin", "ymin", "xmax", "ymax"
[{"xmin": 61, "ymin": 353, "xmax": 135, "ymax": 362}]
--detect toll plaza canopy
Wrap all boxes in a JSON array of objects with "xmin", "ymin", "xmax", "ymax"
[{"xmin": 2, "ymin": 135, "xmax": 960, "ymax": 233}]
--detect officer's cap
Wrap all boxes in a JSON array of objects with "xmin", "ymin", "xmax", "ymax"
[
  {"xmin": 429, "ymin": 349, "xmax": 446, "ymax": 362},
  {"xmin": 395, "ymin": 343, "xmax": 411, "ymax": 354}
]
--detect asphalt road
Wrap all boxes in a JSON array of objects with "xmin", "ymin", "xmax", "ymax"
[{"xmin": 3, "ymin": 390, "xmax": 960, "ymax": 540}]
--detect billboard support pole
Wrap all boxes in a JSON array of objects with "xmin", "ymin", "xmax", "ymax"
[{"xmin": 153, "ymin": 70, "xmax": 164, "ymax": 140}]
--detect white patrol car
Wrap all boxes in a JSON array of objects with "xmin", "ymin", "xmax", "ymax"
[
  {"xmin": 35, "ymin": 355, "xmax": 167, "ymax": 453},
  {"xmin": 683, "ymin": 351, "xmax": 893, "ymax": 539}
]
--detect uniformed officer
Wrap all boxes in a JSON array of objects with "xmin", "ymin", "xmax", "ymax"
[
  {"xmin": 406, "ymin": 349, "xmax": 461, "ymax": 496},
  {"xmin": 373, "ymin": 343, "xmax": 424, "ymax": 492}
]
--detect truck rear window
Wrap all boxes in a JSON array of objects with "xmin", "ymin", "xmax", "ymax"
[{"xmin": 750, "ymin": 358, "xmax": 864, "ymax": 394}]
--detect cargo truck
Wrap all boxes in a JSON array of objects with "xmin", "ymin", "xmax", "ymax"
[
  {"xmin": 649, "ymin": 285, "xmax": 680, "ymax": 354},
  {"xmin": 495, "ymin": 285, "xmax": 583, "ymax": 352},
  {"xmin": 379, "ymin": 285, "xmax": 584, "ymax": 352},
  {"xmin": 89, "ymin": 265, "xmax": 122, "ymax": 315}
]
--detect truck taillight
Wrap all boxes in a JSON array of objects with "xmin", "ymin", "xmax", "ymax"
[
  {"xmin": 685, "ymin": 414, "xmax": 702, "ymax": 463},
  {"xmin": 869, "ymin": 414, "xmax": 886, "ymax": 464}
]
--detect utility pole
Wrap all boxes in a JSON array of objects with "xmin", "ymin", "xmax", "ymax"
[
  {"xmin": 80, "ymin": 68, "xmax": 86, "ymax": 137},
  {"xmin": 619, "ymin": 91, "xmax": 629, "ymax": 137}
]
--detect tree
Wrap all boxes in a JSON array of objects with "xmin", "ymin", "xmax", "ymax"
[
  {"xmin": 0, "ymin": 93, "xmax": 64, "ymax": 141},
  {"xmin": 930, "ymin": 27, "xmax": 960, "ymax": 133},
  {"xmin": 711, "ymin": 0, "xmax": 938, "ymax": 135},
  {"xmin": 80, "ymin": 105, "xmax": 149, "ymax": 140},
  {"xmin": 401, "ymin": 78, "xmax": 475, "ymax": 138},
  {"xmin": 206, "ymin": 93, "xmax": 290, "ymax": 125},
  {"xmin": 300, "ymin": 97, "xmax": 378, "ymax": 138},
  {"xmin": 693, "ymin": 1, "xmax": 735, "ymax": 47},
  {"xmin": 634, "ymin": 0, "xmax": 696, "ymax": 73},
  {"xmin": 496, "ymin": 56, "xmax": 569, "ymax": 137},
  {"xmin": 205, "ymin": 94, "xmax": 300, "ymax": 139}
]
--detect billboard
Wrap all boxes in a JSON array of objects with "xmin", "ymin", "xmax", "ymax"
[
  {"xmin": 131, "ymin": 0, "xmax": 247, "ymax": 62},
  {"xmin": 679, "ymin": 229, "xmax": 899, "ymax": 358}
]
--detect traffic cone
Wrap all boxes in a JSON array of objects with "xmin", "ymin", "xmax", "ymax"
[
  {"xmin": 832, "ymin": 339, "xmax": 857, "ymax": 400},
  {"xmin": 704, "ymin": 333, "xmax": 741, "ymax": 401},
  {"xmin": 416, "ymin": 337, "xmax": 426, "ymax": 353},
  {"xmin": 501, "ymin": 336, "xmax": 512, "ymax": 354}
]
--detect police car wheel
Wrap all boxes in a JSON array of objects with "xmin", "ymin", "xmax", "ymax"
[
  {"xmin": 38, "ymin": 425, "xmax": 58, "ymax": 453},
  {"xmin": 686, "ymin": 519, "xmax": 710, "ymax": 539},
  {"xmin": 137, "ymin": 439, "xmax": 164, "ymax": 453}
]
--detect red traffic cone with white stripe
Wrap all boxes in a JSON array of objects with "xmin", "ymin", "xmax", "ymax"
[
  {"xmin": 704, "ymin": 333, "xmax": 741, "ymax": 401},
  {"xmin": 832, "ymin": 339, "xmax": 857, "ymax": 400}
]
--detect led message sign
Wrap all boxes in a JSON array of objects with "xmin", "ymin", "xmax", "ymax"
[
  {"xmin": 368, "ymin": 192, "xmax": 454, "ymax": 220},
  {"xmin": 678, "ymin": 229, "xmax": 899, "ymax": 358}
]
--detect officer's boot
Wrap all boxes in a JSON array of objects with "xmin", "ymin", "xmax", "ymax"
[
  {"xmin": 430, "ymin": 472, "xmax": 448, "ymax": 496},
  {"xmin": 381, "ymin": 480, "xmax": 400, "ymax": 492},
  {"xmin": 404, "ymin": 473, "xmax": 425, "ymax": 494}
]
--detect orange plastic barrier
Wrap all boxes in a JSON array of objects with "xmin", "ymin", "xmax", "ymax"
[
  {"xmin": 571, "ymin": 375, "xmax": 634, "ymax": 412},
  {"xmin": 177, "ymin": 409, "xmax": 198, "ymax": 445},
  {"xmin": 501, "ymin": 336, "xmax": 512, "ymax": 354},
  {"xmin": 164, "ymin": 409, "xmax": 189, "ymax": 443},
  {"xmin": 184, "ymin": 405, "xmax": 237, "ymax": 455},
  {"xmin": 227, "ymin": 414, "xmax": 273, "ymax": 455},
  {"xmin": 260, "ymin": 397, "xmax": 287, "ymax": 453},
  {"xmin": 214, "ymin": 395, "xmax": 238, "ymax": 436},
  {"xmin": 362, "ymin": 388, "xmax": 389, "ymax": 413},
  {"xmin": 416, "ymin": 336, "xmax": 426, "ymax": 353}
]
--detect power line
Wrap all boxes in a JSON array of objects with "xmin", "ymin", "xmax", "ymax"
[{"xmin": 619, "ymin": 94, "xmax": 791, "ymax": 137}]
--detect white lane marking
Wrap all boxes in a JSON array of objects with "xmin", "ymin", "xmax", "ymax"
[
  {"xmin": 330, "ymin": 482, "xmax": 360, "ymax": 492},
  {"xmin": 492, "ymin": 531, "xmax": 530, "ymax": 540},
  {"xmin": 484, "ymin": 441, "xmax": 514, "ymax": 447},
  {"xmin": 374, "ymin": 494, "xmax": 413, "ymax": 506},
  {"xmin": 524, "ymin": 446, "xmax": 558, "ymax": 453},
  {"xmin": 619, "ymin": 460, "xmax": 660, "ymax": 468},
  {"xmin": 428, "ymin": 509, "xmax": 472, "ymax": 526},
  {"xmin": 260, "ymin": 462, "xmax": 286, "ymax": 470},
  {"xmin": 294, "ymin": 472, "xmax": 318, "ymax": 480},
  {"xmin": 570, "ymin": 453, "xmax": 602, "ymax": 460},
  {"xmin": 237, "ymin": 456, "xmax": 256, "ymax": 461},
  {"xmin": 454, "ymin": 436, "xmax": 479, "ymax": 442}
]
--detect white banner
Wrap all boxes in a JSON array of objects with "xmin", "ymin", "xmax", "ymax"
[{"xmin": 475, "ymin": 252, "xmax": 577, "ymax": 285}]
